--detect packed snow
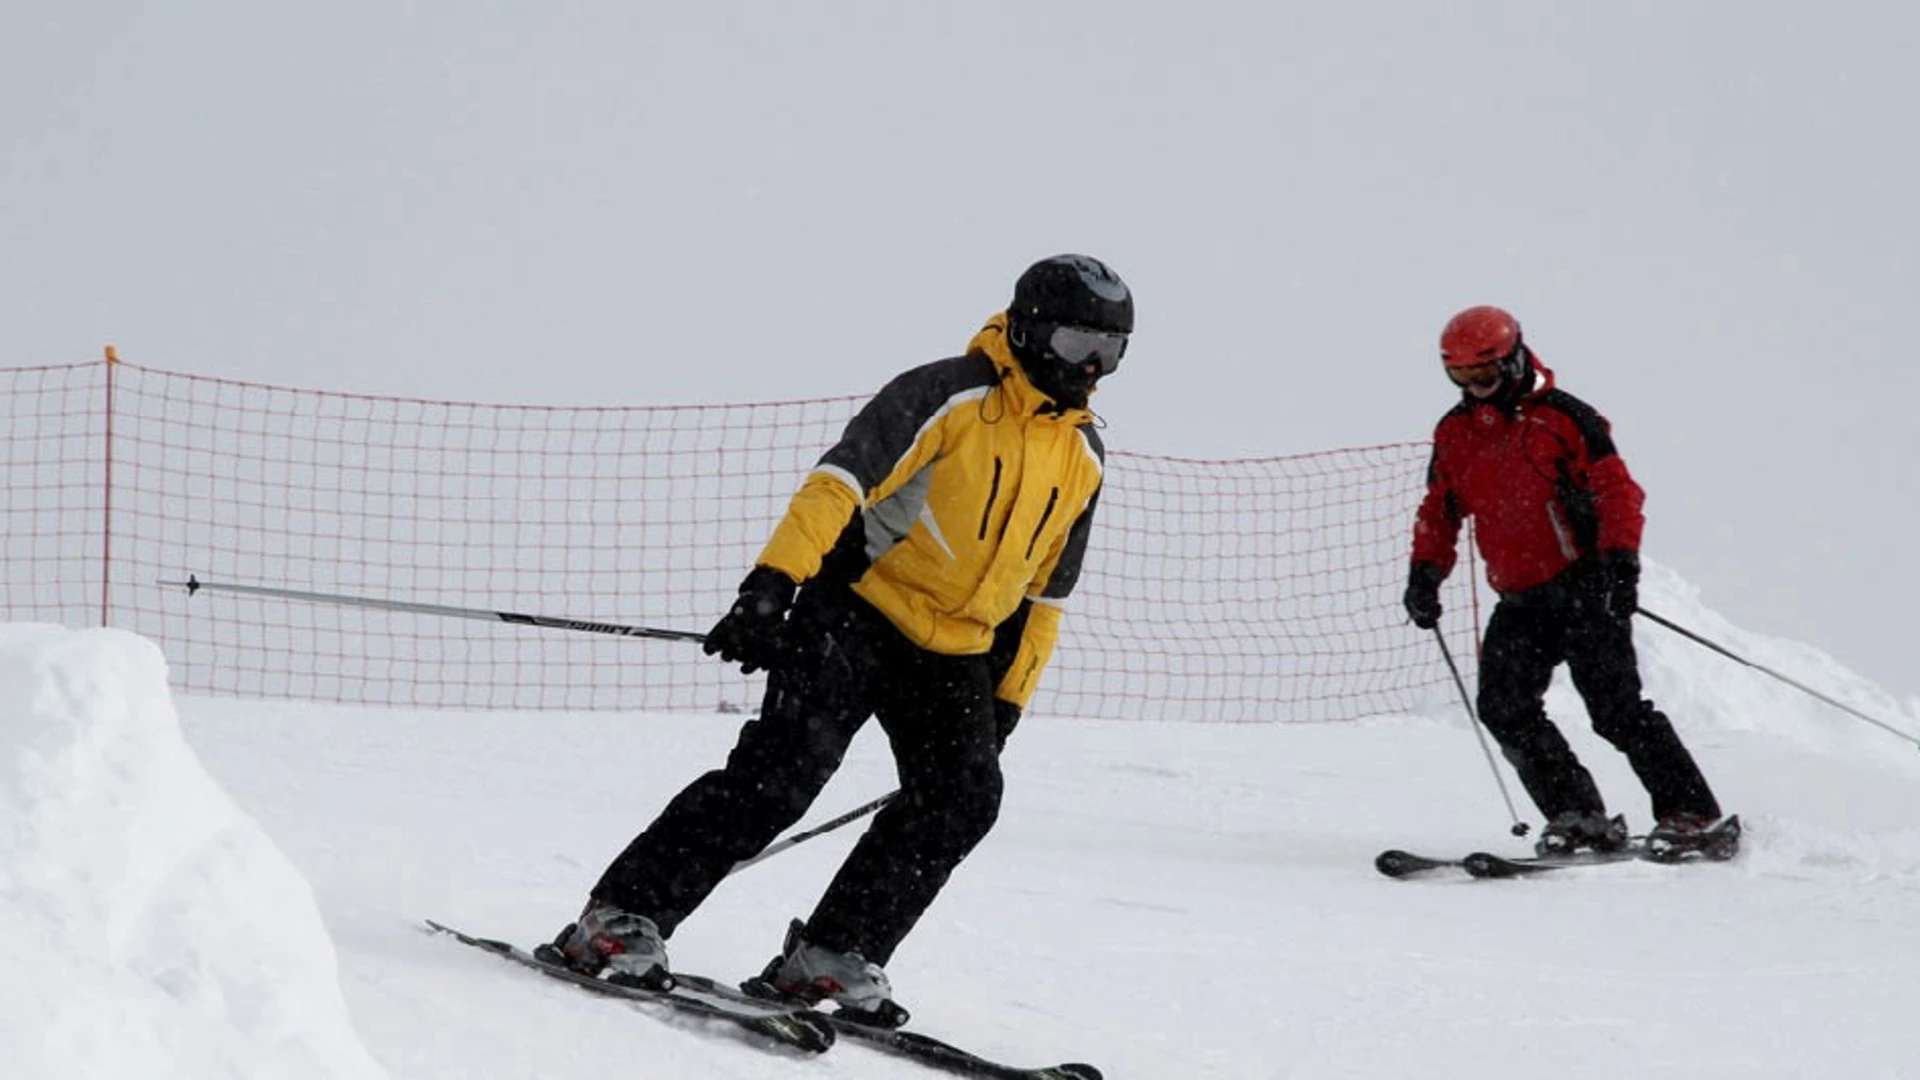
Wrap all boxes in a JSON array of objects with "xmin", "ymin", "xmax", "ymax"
[
  {"xmin": 0, "ymin": 625, "xmax": 385, "ymax": 1080},
  {"xmin": 5, "ymin": 558, "xmax": 1919, "ymax": 1079}
]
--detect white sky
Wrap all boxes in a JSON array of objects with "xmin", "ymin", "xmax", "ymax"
[
  {"xmin": 2, "ymin": 3, "xmax": 1914, "ymax": 700},
  {"xmin": 8, "ymin": 561, "xmax": 1920, "ymax": 1078}
]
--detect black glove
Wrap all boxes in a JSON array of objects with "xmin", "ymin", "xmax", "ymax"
[
  {"xmin": 1599, "ymin": 549, "xmax": 1640, "ymax": 619},
  {"xmin": 1403, "ymin": 563, "xmax": 1445, "ymax": 630},
  {"xmin": 702, "ymin": 566, "xmax": 798, "ymax": 675},
  {"xmin": 993, "ymin": 698, "xmax": 1022, "ymax": 753}
]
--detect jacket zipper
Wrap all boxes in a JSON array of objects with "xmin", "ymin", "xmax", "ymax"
[
  {"xmin": 978, "ymin": 457, "xmax": 1003, "ymax": 540},
  {"xmin": 1025, "ymin": 487, "xmax": 1059, "ymax": 560}
]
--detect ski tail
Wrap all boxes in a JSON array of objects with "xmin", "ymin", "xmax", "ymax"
[
  {"xmin": 676, "ymin": 971, "xmax": 1106, "ymax": 1080},
  {"xmin": 422, "ymin": 920, "xmax": 834, "ymax": 1054}
]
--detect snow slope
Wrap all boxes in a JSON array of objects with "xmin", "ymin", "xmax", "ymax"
[{"xmin": 7, "ymin": 558, "xmax": 1920, "ymax": 1078}]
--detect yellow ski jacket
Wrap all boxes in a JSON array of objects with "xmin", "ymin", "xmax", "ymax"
[{"xmin": 754, "ymin": 312, "xmax": 1106, "ymax": 708}]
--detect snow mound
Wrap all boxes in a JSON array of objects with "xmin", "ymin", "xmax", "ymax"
[
  {"xmin": 0, "ymin": 625, "xmax": 387, "ymax": 1080},
  {"xmin": 1596, "ymin": 559, "xmax": 1918, "ymax": 767}
]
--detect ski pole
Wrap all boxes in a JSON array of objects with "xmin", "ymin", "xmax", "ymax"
[
  {"xmin": 1635, "ymin": 607, "xmax": 1920, "ymax": 751},
  {"xmin": 164, "ymin": 574, "xmax": 707, "ymax": 644},
  {"xmin": 1431, "ymin": 627, "xmax": 1530, "ymax": 836},
  {"xmin": 731, "ymin": 792, "xmax": 896, "ymax": 874}
]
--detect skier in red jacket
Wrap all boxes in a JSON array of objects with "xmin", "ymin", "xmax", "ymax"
[{"xmin": 1403, "ymin": 305, "xmax": 1728, "ymax": 857}]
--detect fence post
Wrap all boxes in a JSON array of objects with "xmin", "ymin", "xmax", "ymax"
[{"xmin": 100, "ymin": 344, "xmax": 119, "ymax": 628}]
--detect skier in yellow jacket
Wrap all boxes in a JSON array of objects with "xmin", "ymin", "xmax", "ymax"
[{"xmin": 548, "ymin": 255, "xmax": 1132, "ymax": 1024}]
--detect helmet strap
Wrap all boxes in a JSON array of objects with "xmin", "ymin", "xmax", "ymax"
[{"xmin": 1500, "ymin": 342, "xmax": 1530, "ymax": 384}]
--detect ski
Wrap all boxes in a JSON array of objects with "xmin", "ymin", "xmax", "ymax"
[
  {"xmin": 1460, "ymin": 846, "xmax": 1646, "ymax": 878},
  {"xmin": 421, "ymin": 920, "xmax": 834, "ymax": 1055},
  {"xmin": 1469, "ymin": 815, "xmax": 1743, "ymax": 876},
  {"xmin": 1379, "ymin": 814, "xmax": 1743, "ymax": 880},
  {"xmin": 674, "ymin": 971, "xmax": 1104, "ymax": 1080}
]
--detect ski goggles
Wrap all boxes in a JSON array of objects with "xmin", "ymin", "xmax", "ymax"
[
  {"xmin": 1445, "ymin": 360, "xmax": 1503, "ymax": 388},
  {"xmin": 1041, "ymin": 323, "xmax": 1129, "ymax": 375}
]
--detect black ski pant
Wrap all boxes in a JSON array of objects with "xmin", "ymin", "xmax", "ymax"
[
  {"xmin": 1476, "ymin": 592, "xmax": 1721, "ymax": 824},
  {"xmin": 592, "ymin": 581, "xmax": 1003, "ymax": 967}
]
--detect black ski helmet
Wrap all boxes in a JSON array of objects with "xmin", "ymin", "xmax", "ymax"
[
  {"xmin": 1009, "ymin": 254, "xmax": 1134, "ymax": 334},
  {"xmin": 1005, "ymin": 255, "xmax": 1132, "ymax": 409}
]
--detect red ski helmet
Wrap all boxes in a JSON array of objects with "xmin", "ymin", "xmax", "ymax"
[
  {"xmin": 1440, "ymin": 305, "xmax": 1521, "ymax": 368},
  {"xmin": 1443, "ymin": 303, "xmax": 1528, "ymax": 390}
]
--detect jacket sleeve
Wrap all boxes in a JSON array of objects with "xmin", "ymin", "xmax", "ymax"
[
  {"xmin": 1587, "ymin": 447, "xmax": 1645, "ymax": 554},
  {"xmin": 755, "ymin": 472, "xmax": 863, "ymax": 582},
  {"xmin": 994, "ymin": 603, "xmax": 1061, "ymax": 708},
  {"xmin": 990, "ymin": 486, "xmax": 1098, "ymax": 708},
  {"xmin": 754, "ymin": 361, "xmax": 961, "ymax": 582},
  {"xmin": 1410, "ymin": 427, "xmax": 1463, "ymax": 576},
  {"xmin": 1556, "ymin": 394, "xmax": 1646, "ymax": 555}
]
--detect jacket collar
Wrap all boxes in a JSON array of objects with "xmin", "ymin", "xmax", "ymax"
[
  {"xmin": 969, "ymin": 312, "xmax": 1096, "ymax": 424},
  {"xmin": 1523, "ymin": 353, "xmax": 1556, "ymax": 396}
]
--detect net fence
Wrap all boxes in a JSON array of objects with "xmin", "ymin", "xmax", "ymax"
[{"xmin": 0, "ymin": 359, "xmax": 1483, "ymax": 722}]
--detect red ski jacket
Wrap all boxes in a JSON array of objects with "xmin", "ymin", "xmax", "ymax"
[{"xmin": 1410, "ymin": 358, "xmax": 1645, "ymax": 595}]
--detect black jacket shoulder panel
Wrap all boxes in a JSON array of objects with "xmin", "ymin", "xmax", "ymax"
[
  {"xmin": 819, "ymin": 353, "xmax": 1000, "ymax": 492},
  {"xmin": 1038, "ymin": 487, "xmax": 1099, "ymax": 601},
  {"xmin": 1534, "ymin": 388, "xmax": 1617, "ymax": 462}
]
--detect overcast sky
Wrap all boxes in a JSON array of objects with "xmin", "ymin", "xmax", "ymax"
[{"xmin": 4, "ymin": 2, "xmax": 1914, "ymax": 704}]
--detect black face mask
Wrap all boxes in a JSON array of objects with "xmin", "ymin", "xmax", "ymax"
[
  {"xmin": 1009, "ymin": 317, "xmax": 1112, "ymax": 409},
  {"xmin": 1014, "ymin": 347, "xmax": 1095, "ymax": 408}
]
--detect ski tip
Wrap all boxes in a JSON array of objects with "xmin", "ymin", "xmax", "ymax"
[
  {"xmin": 1374, "ymin": 850, "xmax": 1417, "ymax": 877},
  {"xmin": 1374, "ymin": 849, "xmax": 1455, "ymax": 878}
]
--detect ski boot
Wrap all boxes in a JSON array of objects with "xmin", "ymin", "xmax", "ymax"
[
  {"xmin": 1646, "ymin": 813, "xmax": 1741, "ymax": 862},
  {"xmin": 747, "ymin": 919, "xmax": 910, "ymax": 1028},
  {"xmin": 536, "ymin": 899, "xmax": 673, "ymax": 990},
  {"xmin": 1533, "ymin": 811, "xmax": 1630, "ymax": 857}
]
